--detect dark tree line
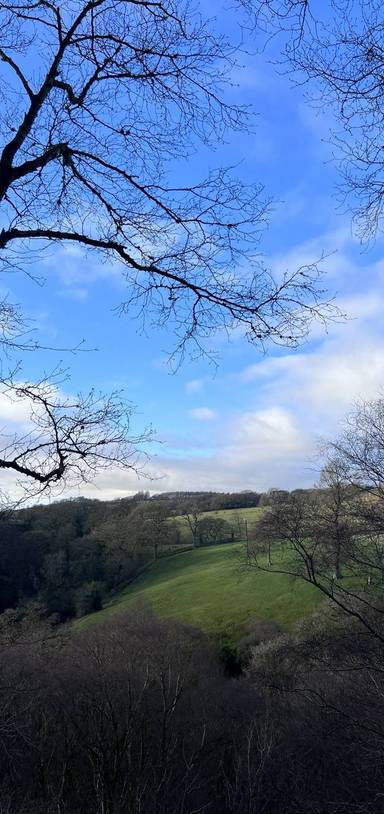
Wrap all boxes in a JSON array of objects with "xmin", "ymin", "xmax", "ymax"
[
  {"xmin": 0, "ymin": 495, "xmax": 177, "ymax": 621},
  {"xmin": 155, "ymin": 490, "xmax": 262, "ymax": 514}
]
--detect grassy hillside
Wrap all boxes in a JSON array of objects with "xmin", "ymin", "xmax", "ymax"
[{"xmin": 77, "ymin": 542, "xmax": 322, "ymax": 641}]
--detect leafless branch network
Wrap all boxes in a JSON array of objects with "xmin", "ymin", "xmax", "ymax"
[
  {"xmin": 0, "ymin": 0, "xmax": 339, "ymax": 355},
  {"xmin": 0, "ymin": 368, "xmax": 151, "ymax": 505},
  {"xmin": 253, "ymin": 0, "xmax": 384, "ymax": 240}
]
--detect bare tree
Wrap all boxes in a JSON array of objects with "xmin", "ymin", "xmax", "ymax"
[
  {"xmin": 129, "ymin": 499, "xmax": 174, "ymax": 559},
  {"xmin": 0, "ymin": 369, "xmax": 150, "ymax": 504},
  {"xmin": 330, "ymin": 396, "xmax": 384, "ymax": 500},
  {"xmin": 0, "ymin": 0, "xmax": 339, "ymax": 358},
  {"xmin": 249, "ymin": 510, "xmax": 275, "ymax": 566},
  {"xmin": 196, "ymin": 515, "xmax": 232, "ymax": 545},
  {"xmin": 184, "ymin": 504, "xmax": 202, "ymax": 548},
  {"xmin": 249, "ymin": 399, "xmax": 384, "ymax": 645},
  {"xmin": 314, "ymin": 456, "xmax": 355, "ymax": 580},
  {"xmin": 252, "ymin": 485, "xmax": 371, "ymax": 625}
]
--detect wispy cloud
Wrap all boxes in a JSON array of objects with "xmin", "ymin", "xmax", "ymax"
[
  {"xmin": 185, "ymin": 378, "xmax": 206, "ymax": 394},
  {"xmin": 45, "ymin": 243, "xmax": 125, "ymax": 289},
  {"xmin": 188, "ymin": 407, "xmax": 218, "ymax": 421},
  {"xmin": 78, "ymin": 404, "xmax": 314, "ymax": 496},
  {"xmin": 58, "ymin": 287, "xmax": 89, "ymax": 302}
]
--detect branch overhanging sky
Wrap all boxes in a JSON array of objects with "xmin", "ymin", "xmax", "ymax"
[{"xmin": 3, "ymin": 0, "xmax": 384, "ymax": 500}]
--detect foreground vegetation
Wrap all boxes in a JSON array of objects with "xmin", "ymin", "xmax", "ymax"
[
  {"xmin": 4, "ymin": 604, "xmax": 384, "ymax": 814},
  {"xmin": 77, "ymin": 543, "xmax": 322, "ymax": 640}
]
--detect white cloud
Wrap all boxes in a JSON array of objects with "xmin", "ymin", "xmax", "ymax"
[
  {"xmin": 0, "ymin": 398, "xmax": 315, "ymax": 502},
  {"xmin": 0, "ymin": 389, "xmax": 33, "ymax": 427},
  {"xmin": 4, "ymin": 224, "xmax": 384, "ymax": 502},
  {"xmin": 61, "ymin": 262, "xmax": 384, "ymax": 498},
  {"xmin": 68, "ymin": 404, "xmax": 314, "ymax": 498},
  {"xmin": 269, "ymin": 225, "xmax": 355, "ymax": 284},
  {"xmin": 242, "ymin": 336, "xmax": 384, "ymax": 423},
  {"xmin": 188, "ymin": 407, "xmax": 218, "ymax": 421},
  {"xmin": 160, "ymin": 410, "xmax": 312, "ymax": 491},
  {"xmin": 185, "ymin": 378, "xmax": 206, "ymax": 394},
  {"xmin": 228, "ymin": 407, "xmax": 307, "ymax": 457},
  {"xmin": 59, "ymin": 287, "xmax": 89, "ymax": 302},
  {"xmin": 46, "ymin": 243, "xmax": 124, "ymax": 289}
]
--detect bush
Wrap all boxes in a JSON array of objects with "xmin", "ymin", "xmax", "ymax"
[{"xmin": 236, "ymin": 618, "xmax": 282, "ymax": 667}]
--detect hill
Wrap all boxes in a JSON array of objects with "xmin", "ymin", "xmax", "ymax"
[
  {"xmin": 2, "ymin": 493, "xmax": 299, "ymax": 623},
  {"xmin": 76, "ymin": 542, "xmax": 322, "ymax": 641}
]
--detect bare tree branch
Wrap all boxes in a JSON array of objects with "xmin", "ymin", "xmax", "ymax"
[
  {"xmin": 0, "ymin": 369, "xmax": 151, "ymax": 504},
  {"xmin": 252, "ymin": 0, "xmax": 384, "ymax": 240},
  {"xmin": 0, "ymin": 0, "xmax": 340, "ymax": 360}
]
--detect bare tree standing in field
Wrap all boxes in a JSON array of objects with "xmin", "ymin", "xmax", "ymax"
[
  {"xmin": 130, "ymin": 499, "xmax": 174, "ymax": 560},
  {"xmin": 184, "ymin": 505, "xmax": 202, "ymax": 548}
]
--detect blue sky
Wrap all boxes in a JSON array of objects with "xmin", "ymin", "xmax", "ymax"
[{"xmin": 3, "ymin": 2, "xmax": 384, "ymax": 500}]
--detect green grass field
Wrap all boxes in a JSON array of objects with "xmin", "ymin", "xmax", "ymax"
[
  {"xmin": 173, "ymin": 506, "xmax": 265, "ymax": 544},
  {"xmin": 77, "ymin": 541, "xmax": 322, "ymax": 641}
]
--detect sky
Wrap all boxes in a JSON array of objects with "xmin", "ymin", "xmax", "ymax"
[{"xmin": 3, "ymin": 1, "xmax": 384, "ymax": 501}]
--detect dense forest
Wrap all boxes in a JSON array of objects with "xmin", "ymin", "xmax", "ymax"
[{"xmin": 2, "ymin": 602, "xmax": 384, "ymax": 814}]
